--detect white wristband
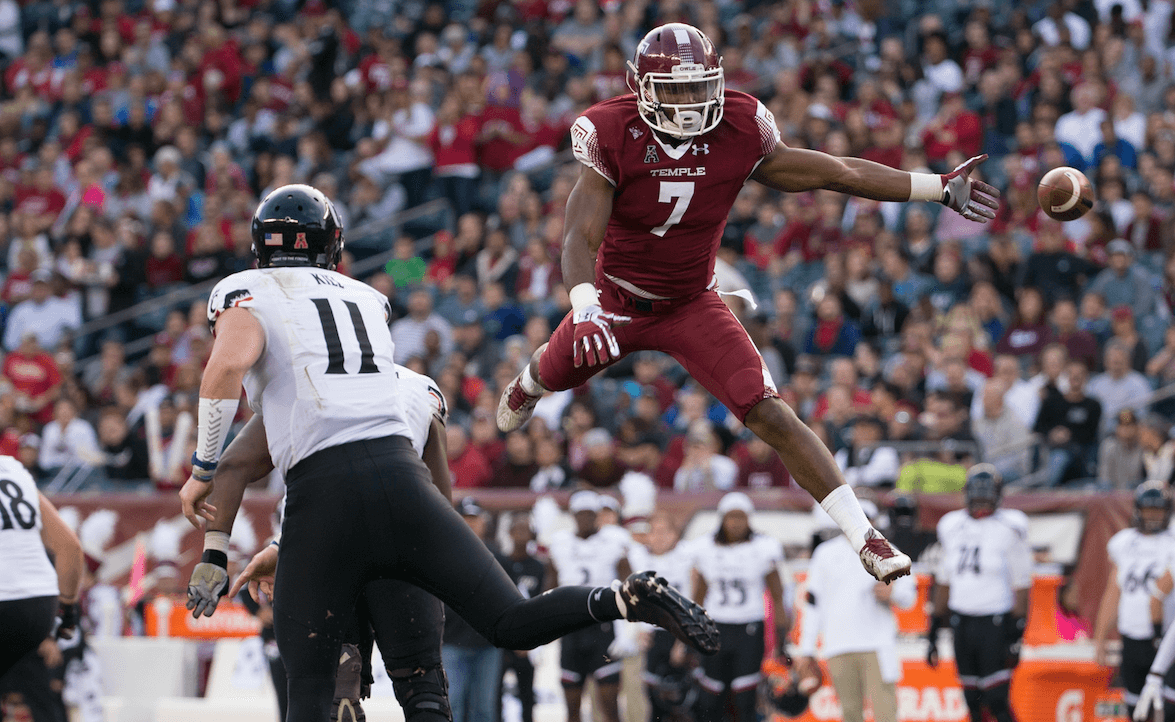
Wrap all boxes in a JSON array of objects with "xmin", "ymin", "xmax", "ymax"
[
  {"xmin": 204, "ymin": 531, "xmax": 231, "ymax": 553},
  {"xmin": 908, "ymin": 172, "xmax": 945, "ymax": 202},
  {"xmin": 819, "ymin": 485, "xmax": 874, "ymax": 552},
  {"xmin": 196, "ymin": 397, "xmax": 239, "ymax": 467},
  {"xmin": 568, "ymin": 283, "xmax": 599, "ymax": 313}
]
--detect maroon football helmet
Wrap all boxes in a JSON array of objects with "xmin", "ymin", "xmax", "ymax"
[{"xmin": 627, "ymin": 23, "xmax": 724, "ymax": 139}]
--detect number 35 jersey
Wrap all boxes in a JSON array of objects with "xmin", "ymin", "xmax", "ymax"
[
  {"xmin": 571, "ymin": 90, "xmax": 780, "ymax": 300},
  {"xmin": 208, "ymin": 267, "xmax": 412, "ymax": 476},
  {"xmin": 0, "ymin": 455, "xmax": 57, "ymax": 602},
  {"xmin": 690, "ymin": 533, "xmax": 783, "ymax": 625},
  {"xmin": 936, "ymin": 509, "xmax": 1033, "ymax": 616},
  {"xmin": 1107, "ymin": 527, "xmax": 1175, "ymax": 639}
]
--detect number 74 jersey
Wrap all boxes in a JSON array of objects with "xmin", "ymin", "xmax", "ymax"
[
  {"xmin": 935, "ymin": 509, "xmax": 1034, "ymax": 616},
  {"xmin": 570, "ymin": 90, "xmax": 780, "ymax": 301},
  {"xmin": 208, "ymin": 267, "xmax": 413, "ymax": 476}
]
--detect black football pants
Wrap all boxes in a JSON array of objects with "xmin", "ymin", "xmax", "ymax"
[{"xmin": 273, "ymin": 436, "xmax": 612, "ymax": 722}]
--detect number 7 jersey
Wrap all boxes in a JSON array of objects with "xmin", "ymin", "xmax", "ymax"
[
  {"xmin": 570, "ymin": 90, "xmax": 780, "ymax": 300},
  {"xmin": 208, "ymin": 267, "xmax": 413, "ymax": 476}
]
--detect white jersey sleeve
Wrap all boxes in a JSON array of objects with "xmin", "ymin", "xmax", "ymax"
[
  {"xmin": 0, "ymin": 456, "xmax": 58, "ymax": 602},
  {"xmin": 208, "ymin": 268, "xmax": 413, "ymax": 476},
  {"xmin": 393, "ymin": 365, "xmax": 447, "ymax": 456},
  {"xmin": 998, "ymin": 509, "xmax": 1033, "ymax": 591}
]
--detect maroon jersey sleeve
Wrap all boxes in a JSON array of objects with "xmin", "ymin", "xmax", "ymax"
[{"xmin": 570, "ymin": 107, "xmax": 620, "ymax": 186}]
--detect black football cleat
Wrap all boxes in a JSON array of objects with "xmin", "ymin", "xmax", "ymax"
[
  {"xmin": 330, "ymin": 644, "xmax": 366, "ymax": 722},
  {"xmin": 617, "ymin": 571, "xmax": 720, "ymax": 655}
]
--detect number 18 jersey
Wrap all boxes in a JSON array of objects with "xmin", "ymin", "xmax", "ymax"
[
  {"xmin": 208, "ymin": 267, "xmax": 412, "ymax": 476},
  {"xmin": 0, "ymin": 455, "xmax": 57, "ymax": 602}
]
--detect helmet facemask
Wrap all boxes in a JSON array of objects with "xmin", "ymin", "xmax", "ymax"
[{"xmin": 629, "ymin": 60, "xmax": 724, "ymax": 139}]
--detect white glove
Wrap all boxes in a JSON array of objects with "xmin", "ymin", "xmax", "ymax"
[
  {"xmin": 571, "ymin": 305, "xmax": 630, "ymax": 368},
  {"xmin": 608, "ymin": 620, "xmax": 640, "ymax": 659},
  {"xmin": 941, "ymin": 155, "xmax": 999, "ymax": 223},
  {"xmin": 1135, "ymin": 673, "xmax": 1164, "ymax": 721}
]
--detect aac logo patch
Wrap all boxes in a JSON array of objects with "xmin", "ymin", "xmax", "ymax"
[
  {"xmin": 294, "ymin": 232, "xmax": 308, "ymax": 249},
  {"xmin": 644, "ymin": 145, "xmax": 660, "ymax": 164}
]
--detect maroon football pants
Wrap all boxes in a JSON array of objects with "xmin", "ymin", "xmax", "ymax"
[{"xmin": 538, "ymin": 282, "xmax": 778, "ymax": 421}]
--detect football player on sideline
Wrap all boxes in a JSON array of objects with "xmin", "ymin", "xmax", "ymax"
[
  {"xmin": 497, "ymin": 22, "xmax": 998, "ymax": 583},
  {"xmin": 1095, "ymin": 482, "xmax": 1175, "ymax": 722},
  {"xmin": 178, "ymin": 184, "xmax": 719, "ymax": 722},
  {"xmin": 927, "ymin": 466, "xmax": 1032, "ymax": 722},
  {"xmin": 184, "ymin": 364, "xmax": 455, "ymax": 722},
  {"xmin": 0, "ymin": 455, "xmax": 84, "ymax": 678}
]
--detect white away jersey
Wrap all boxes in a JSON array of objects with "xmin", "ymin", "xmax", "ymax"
[
  {"xmin": 1108, "ymin": 527, "xmax": 1175, "ymax": 639},
  {"xmin": 630, "ymin": 539, "xmax": 696, "ymax": 599},
  {"xmin": 208, "ymin": 268, "xmax": 413, "ymax": 476},
  {"xmin": 0, "ymin": 455, "xmax": 58, "ymax": 602},
  {"xmin": 395, "ymin": 365, "xmax": 447, "ymax": 456},
  {"xmin": 548, "ymin": 528, "xmax": 630, "ymax": 587},
  {"xmin": 936, "ymin": 509, "xmax": 1033, "ymax": 616},
  {"xmin": 692, "ymin": 533, "xmax": 783, "ymax": 625}
]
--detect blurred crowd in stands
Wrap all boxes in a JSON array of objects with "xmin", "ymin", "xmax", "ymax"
[{"xmin": 5, "ymin": 0, "xmax": 1175, "ymax": 493}]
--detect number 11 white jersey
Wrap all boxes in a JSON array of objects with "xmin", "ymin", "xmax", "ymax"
[{"xmin": 208, "ymin": 267, "xmax": 413, "ymax": 476}]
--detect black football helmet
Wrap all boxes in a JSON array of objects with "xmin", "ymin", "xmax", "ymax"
[
  {"xmin": 964, "ymin": 464, "xmax": 1002, "ymax": 519},
  {"xmin": 761, "ymin": 658, "xmax": 820, "ymax": 718},
  {"xmin": 1134, "ymin": 480, "xmax": 1173, "ymax": 534},
  {"xmin": 251, "ymin": 184, "xmax": 344, "ymax": 269},
  {"xmin": 889, "ymin": 493, "xmax": 919, "ymax": 530}
]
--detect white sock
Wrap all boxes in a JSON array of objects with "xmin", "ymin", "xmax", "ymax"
[
  {"xmin": 520, "ymin": 367, "xmax": 542, "ymax": 396},
  {"xmin": 820, "ymin": 485, "xmax": 874, "ymax": 551}
]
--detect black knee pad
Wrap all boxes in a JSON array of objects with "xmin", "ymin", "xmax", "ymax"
[{"xmin": 389, "ymin": 665, "xmax": 452, "ymax": 722}]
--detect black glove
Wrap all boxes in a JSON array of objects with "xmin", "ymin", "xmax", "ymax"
[
  {"xmin": 1005, "ymin": 615, "xmax": 1026, "ymax": 667},
  {"xmin": 187, "ymin": 549, "xmax": 230, "ymax": 619},
  {"xmin": 926, "ymin": 615, "xmax": 944, "ymax": 668},
  {"xmin": 54, "ymin": 601, "xmax": 79, "ymax": 640}
]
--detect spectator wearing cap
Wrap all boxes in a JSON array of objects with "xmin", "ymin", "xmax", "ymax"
[
  {"xmin": 1107, "ymin": 305, "xmax": 1149, "ymax": 373},
  {"xmin": 38, "ymin": 397, "xmax": 102, "ymax": 475},
  {"xmin": 972, "ymin": 381, "xmax": 1032, "ymax": 481},
  {"xmin": 2, "ymin": 269, "xmax": 80, "ymax": 352},
  {"xmin": 673, "ymin": 421, "xmax": 738, "ymax": 493},
  {"xmin": 1087, "ymin": 341, "xmax": 1152, "ymax": 435},
  {"xmin": 1087, "ymin": 239, "xmax": 1164, "ymax": 322},
  {"xmin": 2, "ymin": 330, "xmax": 62, "ymax": 426},
  {"xmin": 576, "ymin": 428, "xmax": 627, "ymax": 489},
  {"xmin": 447, "ymin": 425, "xmax": 492, "ymax": 488},
  {"xmin": 1098, "ymin": 409, "xmax": 1145, "ymax": 489}
]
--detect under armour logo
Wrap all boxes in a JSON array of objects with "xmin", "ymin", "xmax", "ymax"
[
  {"xmin": 691, "ymin": 143, "xmax": 710, "ymax": 156},
  {"xmin": 644, "ymin": 145, "xmax": 660, "ymax": 164},
  {"xmin": 628, "ymin": 126, "xmax": 643, "ymax": 139}
]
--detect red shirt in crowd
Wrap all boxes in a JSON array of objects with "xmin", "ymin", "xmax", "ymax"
[
  {"xmin": 15, "ymin": 184, "xmax": 66, "ymax": 220},
  {"xmin": 428, "ymin": 116, "xmax": 481, "ymax": 171},
  {"xmin": 146, "ymin": 255, "xmax": 185, "ymax": 288},
  {"xmin": 730, "ymin": 443, "xmax": 792, "ymax": 488},
  {"xmin": 921, "ymin": 110, "xmax": 983, "ymax": 163},
  {"xmin": 449, "ymin": 444, "xmax": 493, "ymax": 488},
  {"xmin": 1, "ymin": 270, "xmax": 32, "ymax": 305},
  {"xmin": 2, "ymin": 349, "xmax": 62, "ymax": 426}
]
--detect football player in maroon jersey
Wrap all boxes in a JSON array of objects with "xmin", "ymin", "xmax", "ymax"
[{"xmin": 498, "ymin": 23, "xmax": 999, "ymax": 582}]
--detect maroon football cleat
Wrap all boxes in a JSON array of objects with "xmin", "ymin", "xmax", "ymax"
[{"xmin": 858, "ymin": 529, "xmax": 912, "ymax": 583}]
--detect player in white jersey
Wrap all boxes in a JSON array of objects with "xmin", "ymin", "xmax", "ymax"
[
  {"xmin": 178, "ymin": 185, "xmax": 718, "ymax": 722},
  {"xmin": 690, "ymin": 492, "xmax": 786, "ymax": 722},
  {"xmin": 189, "ymin": 364, "xmax": 453, "ymax": 722},
  {"xmin": 927, "ymin": 465, "xmax": 1031, "ymax": 722},
  {"xmin": 1095, "ymin": 481, "xmax": 1175, "ymax": 722},
  {"xmin": 545, "ymin": 490, "xmax": 633, "ymax": 722},
  {"xmin": 629, "ymin": 511, "xmax": 699, "ymax": 722},
  {"xmin": 0, "ymin": 456, "xmax": 84, "ymax": 680}
]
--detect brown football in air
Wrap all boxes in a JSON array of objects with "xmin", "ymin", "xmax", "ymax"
[{"xmin": 1038, "ymin": 166, "xmax": 1094, "ymax": 222}]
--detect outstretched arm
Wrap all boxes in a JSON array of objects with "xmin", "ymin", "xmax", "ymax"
[{"xmin": 750, "ymin": 145, "xmax": 999, "ymax": 222}]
